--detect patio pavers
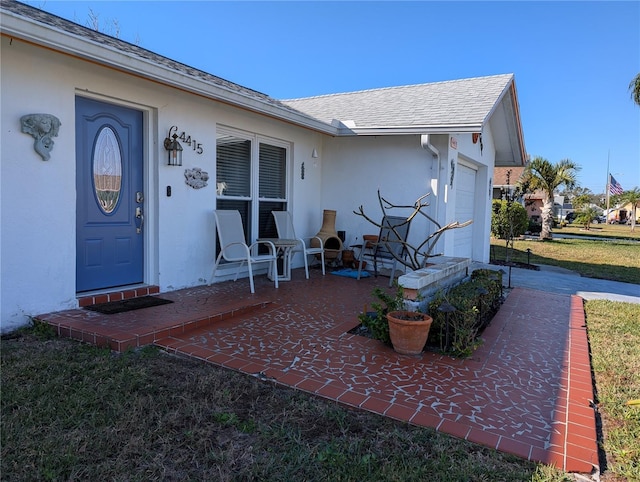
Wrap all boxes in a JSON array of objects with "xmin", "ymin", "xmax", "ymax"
[{"xmin": 37, "ymin": 269, "xmax": 599, "ymax": 476}]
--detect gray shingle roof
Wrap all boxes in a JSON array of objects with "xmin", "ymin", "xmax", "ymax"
[
  {"xmin": 3, "ymin": 0, "xmax": 522, "ymax": 158},
  {"xmin": 281, "ymin": 74, "xmax": 514, "ymax": 129}
]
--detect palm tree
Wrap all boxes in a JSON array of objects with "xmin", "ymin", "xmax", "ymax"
[
  {"xmin": 518, "ymin": 157, "xmax": 580, "ymax": 240},
  {"xmin": 630, "ymin": 73, "xmax": 640, "ymax": 107},
  {"xmin": 575, "ymin": 206, "xmax": 599, "ymax": 231},
  {"xmin": 619, "ymin": 187, "xmax": 640, "ymax": 231}
]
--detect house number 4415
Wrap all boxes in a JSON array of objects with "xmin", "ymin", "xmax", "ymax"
[{"xmin": 168, "ymin": 125, "xmax": 204, "ymax": 154}]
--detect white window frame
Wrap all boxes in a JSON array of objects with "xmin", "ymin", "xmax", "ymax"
[{"xmin": 216, "ymin": 125, "xmax": 290, "ymax": 242}]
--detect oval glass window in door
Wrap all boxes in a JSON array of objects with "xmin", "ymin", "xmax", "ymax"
[{"xmin": 93, "ymin": 126, "xmax": 122, "ymax": 214}]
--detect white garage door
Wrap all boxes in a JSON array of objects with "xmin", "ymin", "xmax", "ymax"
[{"xmin": 453, "ymin": 163, "xmax": 476, "ymax": 258}]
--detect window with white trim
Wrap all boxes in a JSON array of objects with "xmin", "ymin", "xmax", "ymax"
[{"xmin": 216, "ymin": 127, "xmax": 289, "ymax": 246}]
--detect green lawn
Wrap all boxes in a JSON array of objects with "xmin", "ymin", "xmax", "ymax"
[
  {"xmin": 1, "ymin": 327, "xmax": 571, "ymax": 482},
  {"xmin": 491, "ymin": 232, "xmax": 640, "ymax": 480},
  {"xmin": 2, "ymin": 233, "xmax": 638, "ymax": 481},
  {"xmin": 585, "ymin": 300, "xmax": 640, "ymax": 481},
  {"xmin": 558, "ymin": 223, "xmax": 640, "ymax": 240},
  {"xmin": 490, "ymin": 236, "xmax": 640, "ymax": 285}
]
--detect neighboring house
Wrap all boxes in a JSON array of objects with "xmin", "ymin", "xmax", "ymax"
[
  {"xmin": 0, "ymin": 1, "xmax": 527, "ymax": 333},
  {"xmin": 525, "ymin": 195, "xmax": 570, "ymax": 224},
  {"xmin": 524, "ymin": 193, "xmax": 545, "ymax": 223},
  {"xmin": 492, "ymin": 166, "xmax": 525, "ymax": 201},
  {"xmin": 492, "ymin": 167, "xmax": 576, "ymax": 224},
  {"xmin": 557, "ymin": 199, "xmax": 575, "ymax": 222},
  {"xmin": 608, "ymin": 202, "xmax": 636, "ymax": 224},
  {"xmin": 552, "ymin": 196, "xmax": 575, "ymax": 222}
]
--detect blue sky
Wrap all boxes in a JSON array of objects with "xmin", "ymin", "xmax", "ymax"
[{"xmin": 31, "ymin": 1, "xmax": 640, "ymax": 194}]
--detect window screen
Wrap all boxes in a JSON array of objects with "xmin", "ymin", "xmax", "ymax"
[
  {"xmin": 216, "ymin": 129, "xmax": 288, "ymax": 248},
  {"xmin": 259, "ymin": 143, "xmax": 286, "ymax": 199},
  {"xmin": 216, "ymin": 135, "xmax": 250, "ymax": 197}
]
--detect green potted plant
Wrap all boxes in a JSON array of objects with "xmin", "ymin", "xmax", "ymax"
[
  {"xmin": 359, "ymin": 284, "xmax": 432, "ymax": 356},
  {"xmin": 386, "ymin": 309, "xmax": 433, "ymax": 356},
  {"xmin": 353, "ymin": 189, "xmax": 475, "ymax": 356}
]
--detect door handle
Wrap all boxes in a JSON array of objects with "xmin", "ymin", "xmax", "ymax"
[{"xmin": 135, "ymin": 207, "xmax": 144, "ymax": 234}]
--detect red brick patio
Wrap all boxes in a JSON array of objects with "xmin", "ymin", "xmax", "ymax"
[{"xmin": 37, "ymin": 268, "xmax": 599, "ymax": 476}]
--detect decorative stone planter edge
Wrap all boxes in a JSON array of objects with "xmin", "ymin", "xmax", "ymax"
[{"xmin": 397, "ymin": 257, "xmax": 472, "ymax": 312}]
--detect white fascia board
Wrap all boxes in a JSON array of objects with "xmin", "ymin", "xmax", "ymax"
[
  {"xmin": 339, "ymin": 124, "xmax": 484, "ymax": 136},
  {"xmin": 484, "ymin": 77, "xmax": 526, "ymax": 165},
  {"xmin": 1, "ymin": 11, "xmax": 338, "ymax": 136}
]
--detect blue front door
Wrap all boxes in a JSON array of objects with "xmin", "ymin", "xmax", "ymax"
[{"xmin": 76, "ymin": 97, "xmax": 144, "ymax": 292}]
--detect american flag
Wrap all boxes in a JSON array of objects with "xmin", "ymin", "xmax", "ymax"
[{"xmin": 609, "ymin": 175, "xmax": 623, "ymax": 195}]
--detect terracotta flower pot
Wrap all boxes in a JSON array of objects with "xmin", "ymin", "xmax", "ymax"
[
  {"xmin": 363, "ymin": 234, "xmax": 378, "ymax": 247},
  {"xmin": 386, "ymin": 311, "xmax": 433, "ymax": 355},
  {"xmin": 341, "ymin": 249, "xmax": 354, "ymax": 267}
]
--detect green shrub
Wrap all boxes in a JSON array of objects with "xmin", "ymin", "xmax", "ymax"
[
  {"xmin": 491, "ymin": 199, "xmax": 529, "ymax": 239},
  {"xmin": 427, "ymin": 270, "xmax": 502, "ymax": 358},
  {"xmin": 574, "ymin": 207, "xmax": 599, "ymax": 229},
  {"xmin": 359, "ymin": 273, "xmax": 502, "ymax": 358},
  {"xmin": 470, "ymin": 269, "xmax": 504, "ymax": 315},
  {"xmin": 358, "ymin": 285, "xmax": 404, "ymax": 345},
  {"xmin": 528, "ymin": 219, "xmax": 542, "ymax": 234},
  {"xmin": 29, "ymin": 317, "xmax": 56, "ymax": 339}
]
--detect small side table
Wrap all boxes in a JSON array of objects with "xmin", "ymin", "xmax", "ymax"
[{"xmin": 258, "ymin": 238, "xmax": 298, "ymax": 281}]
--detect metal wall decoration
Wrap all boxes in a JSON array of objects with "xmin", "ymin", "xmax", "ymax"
[
  {"xmin": 472, "ymin": 132, "xmax": 484, "ymax": 154},
  {"xmin": 20, "ymin": 113, "xmax": 61, "ymax": 161},
  {"xmin": 184, "ymin": 167, "xmax": 209, "ymax": 189},
  {"xmin": 450, "ymin": 158, "xmax": 456, "ymax": 187},
  {"xmin": 167, "ymin": 125, "xmax": 204, "ymax": 154}
]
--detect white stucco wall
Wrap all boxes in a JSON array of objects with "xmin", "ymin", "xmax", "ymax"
[
  {"xmin": 0, "ymin": 35, "xmax": 323, "ymax": 333},
  {"xmin": 1, "ymin": 36, "xmax": 79, "ymax": 330},
  {"xmin": 320, "ymin": 135, "xmax": 437, "ymax": 249},
  {"xmin": 320, "ymin": 132, "xmax": 494, "ymax": 265},
  {"xmin": 1, "ymin": 16, "xmax": 501, "ymax": 334}
]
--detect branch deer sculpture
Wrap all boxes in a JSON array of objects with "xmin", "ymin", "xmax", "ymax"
[{"xmin": 354, "ymin": 190, "xmax": 473, "ymax": 272}]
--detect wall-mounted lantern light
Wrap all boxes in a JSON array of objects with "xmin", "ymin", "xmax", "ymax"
[{"xmin": 164, "ymin": 132, "xmax": 183, "ymax": 166}]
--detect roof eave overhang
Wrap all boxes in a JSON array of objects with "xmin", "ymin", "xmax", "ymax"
[
  {"xmin": 485, "ymin": 77, "xmax": 527, "ymax": 166},
  {"xmin": 1, "ymin": 10, "xmax": 339, "ymax": 136},
  {"xmin": 337, "ymin": 124, "xmax": 483, "ymax": 136}
]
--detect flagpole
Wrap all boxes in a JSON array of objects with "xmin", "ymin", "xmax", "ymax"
[{"xmin": 606, "ymin": 151, "xmax": 610, "ymax": 222}]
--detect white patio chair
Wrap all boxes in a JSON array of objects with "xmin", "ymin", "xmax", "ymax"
[
  {"xmin": 210, "ymin": 210, "xmax": 278, "ymax": 293},
  {"xmin": 272, "ymin": 211, "xmax": 325, "ymax": 279}
]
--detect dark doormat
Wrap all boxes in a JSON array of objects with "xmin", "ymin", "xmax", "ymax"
[{"xmin": 84, "ymin": 296, "xmax": 173, "ymax": 315}]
